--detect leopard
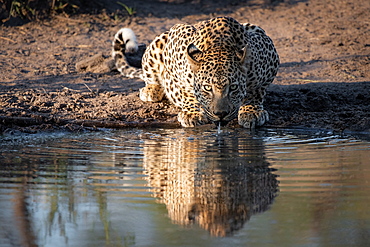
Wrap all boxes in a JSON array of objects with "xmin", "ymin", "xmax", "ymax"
[{"xmin": 112, "ymin": 17, "xmax": 279, "ymax": 128}]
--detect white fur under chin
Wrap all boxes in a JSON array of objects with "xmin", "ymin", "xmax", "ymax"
[{"xmin": 115, "ymin": 28, "xmax": 138, "ymax": 53}]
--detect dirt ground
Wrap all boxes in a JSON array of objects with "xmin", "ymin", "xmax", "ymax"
[{"xmin": 0, "ymin": 0, "xmax": 369, "ymax": 134}]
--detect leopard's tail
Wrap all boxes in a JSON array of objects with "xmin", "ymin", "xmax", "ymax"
[{"xmin": 112, "ymin": 28, "xmax": 143, "ymax": 79}]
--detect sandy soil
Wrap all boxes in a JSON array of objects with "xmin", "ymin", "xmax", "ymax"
[{"xmin": 0, "ymin": 0, "xmax": 369, "ymax": 134}]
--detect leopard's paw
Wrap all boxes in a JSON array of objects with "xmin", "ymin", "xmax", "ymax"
[
  {"xmin": 238, "ymin": 105, "xmax": 269, "ymax": 129},
  {"xmin": 178, "ymin": 111, "xmax": 208, "ymax": 127},
  {"xmin": 139, "ymin": 84, "xmax": 165, "ymax": 102}
]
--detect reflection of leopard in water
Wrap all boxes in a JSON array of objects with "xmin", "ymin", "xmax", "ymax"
[
  {"xmin": 142, "ymin": 129, "xmax": 278, "ymax": 237},
  {"xmin": 112, "ymin": 17, "xmax": 279, "ymax": 128}
]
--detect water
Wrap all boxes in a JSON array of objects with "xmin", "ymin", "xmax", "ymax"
[
  {"xmin": 217, "ymin": 122, "xmax": 222, "ymax": 135},
  {"xmin": 0, "ymin": 127, "xmax": 369, "ymax": 247}
]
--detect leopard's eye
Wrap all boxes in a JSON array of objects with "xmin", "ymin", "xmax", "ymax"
[
  {"xmin": 230, "ymin": 84, "xmax": 238, "ymax": 91},
  {"xmin": 203, "ymin": 85, "xmax": 212, "ymax": 91}
]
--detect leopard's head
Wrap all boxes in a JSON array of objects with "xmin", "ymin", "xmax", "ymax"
[{"xmin": 187, "ymin": 43, "xmax": 249, "ymax": 126}]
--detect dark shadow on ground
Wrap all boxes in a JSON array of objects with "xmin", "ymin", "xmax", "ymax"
[
  {"xmin": 265, "ymin": 81, "xmax": 370, "ymax": 131},
  {"xmin": 1, "ymin": 0, "xmax": 308, "ymax": 26}
]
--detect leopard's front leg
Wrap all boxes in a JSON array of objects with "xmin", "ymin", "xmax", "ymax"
[
  {"xmin": 178, "ymin": 110, "xmax": 209, "ymax": 127},
  {"xmin": 177, "ymin": 96, "xmax": 209, "ymax": 127},
  {"xmin": 238, "ymin": 86, "xmax": 269, "ymax": 129},
  {"xmin": 238, "ymin": 104, "xmax": 269, "ymax": 129},
  {"xmin": 139, "ymin": 84, "xmax": 165, "ymax": 102}
]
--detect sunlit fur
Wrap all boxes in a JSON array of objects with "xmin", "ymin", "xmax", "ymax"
[{"xmin": 112, "ymin": 17, "xmax": 280, "ymax": 128}]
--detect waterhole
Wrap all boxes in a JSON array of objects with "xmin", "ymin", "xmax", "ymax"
[{"xmin": 0, "ymin": 128, "xmax": 369, "ymax": 246}]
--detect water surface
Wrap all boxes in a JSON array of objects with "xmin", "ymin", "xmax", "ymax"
[{"xmin": 0, "ymin": 127, "xmax": 369, "ymax": 246}]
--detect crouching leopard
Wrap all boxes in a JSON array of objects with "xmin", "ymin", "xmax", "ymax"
[{"xmin": 112, "ymin": 17, "xmax": 279, "ymax": 128}]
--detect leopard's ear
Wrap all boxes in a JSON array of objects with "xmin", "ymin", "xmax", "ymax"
[
  {"xmin": 237, "ymin": 46, "xmax": 249, "ymax": 64},
  {"xmin": 187, "ymin": 43, "xmax": 202, "ymax": 72},
  {"xmin": 238, "ymin": 46, "xmax": 251, "ymax": 73}
]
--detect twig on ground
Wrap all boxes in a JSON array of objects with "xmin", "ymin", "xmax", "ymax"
[
  {"xmin": 0, "ymin": 36, "xmax": 16, "ymax": 43},
  {"xmin": 84, "ymin": 83, "xmax": 95, "ymax": 94}
]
